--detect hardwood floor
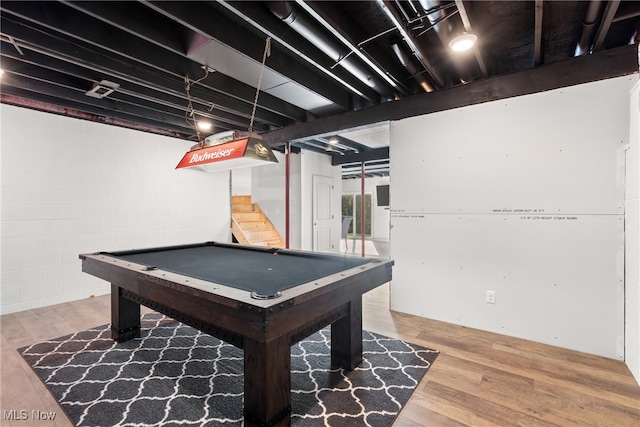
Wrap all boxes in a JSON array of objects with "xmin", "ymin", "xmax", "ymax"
[{"xmin": 2, "ymin": 284, "xmax": 639, "ymax": 426}]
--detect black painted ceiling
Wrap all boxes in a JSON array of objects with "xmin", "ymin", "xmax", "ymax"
[{"xmin": 1, "ymin": 1, "xmax": 639, "ymax": 177}]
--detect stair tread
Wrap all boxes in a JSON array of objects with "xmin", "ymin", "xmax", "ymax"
[{"xmin": 232, "ymin": 197, "xmax": 284, "ymax": 250}]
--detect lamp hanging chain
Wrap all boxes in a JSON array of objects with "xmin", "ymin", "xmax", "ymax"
[
  {"xmin": 184, "ymin": 67, "xmax": 209, "ymax": 145},
  {"xmin": 248, "ymin": 36, "xmax": 271, "ymax": 132}
]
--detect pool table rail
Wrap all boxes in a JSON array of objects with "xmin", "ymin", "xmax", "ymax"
[
  {"xmin": 79, "ymin": 242, "xmax": 393, "ymax": 427},
  {"xmin": 79, "ymin": 247, "xmax": 393, "ymax": 346}
]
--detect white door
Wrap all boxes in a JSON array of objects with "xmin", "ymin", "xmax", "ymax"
[{"xmin": 312, "ymin": 175, "xmax": 334, "ymax": 252}]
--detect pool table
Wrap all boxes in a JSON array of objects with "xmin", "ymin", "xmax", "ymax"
[{"xmin": 79, "ymin": 241, "xmax": 393, "ymax": 427}]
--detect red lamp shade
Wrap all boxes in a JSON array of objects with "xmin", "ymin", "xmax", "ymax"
[{"xmin": 176, "ymin": 136, "xmax": 278, "ymax": 172}]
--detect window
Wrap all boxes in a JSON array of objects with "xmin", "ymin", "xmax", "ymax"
[{"xmin": 341, "ymin": 193, "xmax": 372, "ymax": 237}]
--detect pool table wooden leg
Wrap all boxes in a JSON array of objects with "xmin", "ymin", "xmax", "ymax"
[
  {"xmin": 331, "ymin": 297, "xmax": 363, "ymax": 370},
  {"xmin": 111, "ymin": 284, "xmax": 141, "ymax": 342},
  {"xmin": 243, "ymin": 335, "xmax": 291, "ymax": 427}
]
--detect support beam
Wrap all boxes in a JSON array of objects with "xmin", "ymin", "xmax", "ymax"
[
  {"xmin": 361, "ymin": 162, "xmax": 366, "ymax": 257},
  {"xmin": 0, "ymin": 1, "xmax": 304, "ymax": 124},
  {"xmin": 456, "ymin": 0, "xmax": 489, "ymax": 77},
  {"xmin": 262, "ymin": 44, "xmax": 638, "ymax": 145},
  {"xmin": 285, "ymin": 142, "xmax": 291, "ymax": 249},
  {"xmin": 534, "ymin": 0, "xmax": 544, "ymax": 66},
  {"xmin": 145, "ymin": 0, "xmax": 355, "ymax": 112},
  {"xmin": 332, "ymin": 147, "xmax": 390, "ymax": 166},
  {"xmin": 217, "ymin": 0, "xmax": 380, "ymax": 104},
  {"xmin": 593, "ymin": 1, "xmax": 621, "ymax": 52}
]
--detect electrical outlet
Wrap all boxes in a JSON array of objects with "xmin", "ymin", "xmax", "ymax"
[{"xmin": 486, "ymin": 290, "xmax": 496, "ymax": 304}]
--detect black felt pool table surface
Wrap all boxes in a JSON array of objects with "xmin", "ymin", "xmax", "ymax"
[{"xmin": 108, "ymin": 243, "xmax": 370, "ymax": 296}]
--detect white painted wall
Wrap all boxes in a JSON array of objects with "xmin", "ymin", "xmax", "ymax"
[
  {"xmin": 390, "ymin": 76, "xmax": 635, "ymax": 359},
  {"xmin": 627, "ymin": 82, "xmax": 640, "ymax": 382},
  {"xmin": 0, "ymin": 105, "xmax": 231, "ymax": 315},
  {"xmin": 288, "ymin": 152, "xmax": 302, "ymax": 250},
  {"xmin": 251, "ymin": 150, "xmax": 302, "ymax": 249},
  {"xmin": 231, "ymin": 168, "xmax": 252, "ymax": 195},
  {"xmin": 231, "ymin": 149, "xmax": 330, "ymax": 253}
]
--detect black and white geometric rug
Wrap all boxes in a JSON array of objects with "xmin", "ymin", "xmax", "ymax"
[{"xmin": 20, "ymin": 313, "xmax": 438, "ymax": 427}]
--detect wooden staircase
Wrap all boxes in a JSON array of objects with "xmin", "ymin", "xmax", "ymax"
[{"xmin": 231, "ymin": 195, "xmax": 286, "ymax": 248}]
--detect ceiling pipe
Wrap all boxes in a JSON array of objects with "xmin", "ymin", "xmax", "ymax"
[
  {"xmin": 268, "ymin": 1, "xmax": 395, "ymax": 100},
  {"xmin": 294, "ymin": 1, "xmax": 411, "ymax": 97},
  {"xmin": 575, "ymin": 0, "xmax": 603, "ymax": 56},
  {"xmin": 455, "ymin": 0, "xmax": 488, "ymax": 77},
  {"xmin": 592, "ymin": 1, "xmax": 621, "ymax": 52},
  {"xmin": 419, "ymin": 0, "xmax": 453, "ymax": 40},
  {"xmin": 376, "ymin": 0, "xmax": 445, "ymax": 89},
  {"xmin": 390, "ymin": 43, "xmax": 432, "ymax": 92},
  {"xmin": 418, "ymin": 0, "xmax": 474, "ymax": 84}
]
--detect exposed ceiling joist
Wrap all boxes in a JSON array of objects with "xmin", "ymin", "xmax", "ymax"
[
  {"xmin": 1, "ymin": 0, "xmax": 639, "ymax": 174},
  {"xmin": 332, "ymin": 147, "xmax": 390, "ymax": 166},
  {"xmin": 262, "ymin": 44, "xmax": 638, "ymax": 145},
  {"xmin": 534, "ymin": 0, "xmax": 544, "ymax": 66},
  {"xmin": 593, "ymin": 1, "xmax": 621, "ymax": 52}
]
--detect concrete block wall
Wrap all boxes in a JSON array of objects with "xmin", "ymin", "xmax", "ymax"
[{"xmin": 1, "ymin": 105, "xmax": 231, "ymax": 315}]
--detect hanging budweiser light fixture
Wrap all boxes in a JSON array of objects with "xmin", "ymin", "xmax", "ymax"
[
  {"xmin": 176, "ymin": 130, "xmax": 278, "ymax": 172},
  {"xmin": 178, "ymin": 37, "xmax": 278, "ymax": 173}
]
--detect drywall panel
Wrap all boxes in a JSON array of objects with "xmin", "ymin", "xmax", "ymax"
[
  {"xmin": 390, "ymin": 212, "xmax": 623, "ymax": 357},
  {"xmin": 626, "ymin": 81, "xmax": 640, "ymax": 383},
  {"xmin": 389, "ymin": 76, "xmax": 633, "ymax": 359},
  {"xmin": 391, "ymin": 80, "xmax": 628, "ymax": 216},
  {"xmin": 231, "ymin": 168, "xmax": 252, "ymax": 195},
  {"xmin": 252, "ymin": 151, "xmax": 286, "ymax": 238},
  {"xmin": 248, "ymin": 151, "xmax": 302, "ymax": 249}
]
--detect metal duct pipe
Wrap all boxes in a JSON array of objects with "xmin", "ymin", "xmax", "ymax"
[
  {"xmin": 390, "ymin": 43, "xmax": 433, "ymax": 92},
  {"xmin": 575, "ymin": 0, "xmax": 603, "ymax": 56},
  {"xmin": 377, "ymin": 0, "xmax": 446, "ymax": 88},
  {"xmin": 419, "ymin": 0, "xmax": 453, "ymax": 40},
  {"xmin": 418, "ymin": 0, "xmax": 475, "ymax": 84},
  {"xmin": 268, "ymin": 1, "xmax": 395, "ymax": 99}
]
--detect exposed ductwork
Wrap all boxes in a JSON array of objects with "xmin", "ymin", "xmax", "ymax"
[
  {"xmin": 390, "ymin": 42, "xmax": 432, "ymax": 92},
  {"xmin": 419, "ymin": 0, "xmax": 453, "ymax": 40},
  {"xmin": 2, "ymin": 0, "xmax": 637, "ymax": 154},
  {"xmin": 268, "ymin": 1, "xmax": 395, "ymax": 100},
  {"xmin": 575, "ymin": 0, "xmax": 603, "ymax": 56},
  {"xmin": 418, "ymin": 0, "xmax": 475, "ymax": 84},
  {"xmin": 377, "ymin": 0, "xmax": 445, "ymax": 89}
]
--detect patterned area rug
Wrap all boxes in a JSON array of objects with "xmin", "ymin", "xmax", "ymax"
[{"xmin": 20, "ymin": 313, "xmax": 438, "ymax": 427}]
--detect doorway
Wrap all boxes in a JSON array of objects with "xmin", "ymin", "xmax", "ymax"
[
  {"xmin": 341, "ymin": 193, "xmax": 372, "ymax": 238},
  {"xmin": 312, "ymin": 175, "xmax": 334, "ymax": 252}
]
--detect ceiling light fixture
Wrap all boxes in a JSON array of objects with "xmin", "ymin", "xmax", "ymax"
[
  {"xmin": 449, "ymin": 33, "xmax": 477, "ymax": 52},
  {"xmin": 176, "ymin": 130, "xmax": 278, "ymax": 173},
  {"xmin": 197, "ymin": 121, "xmax": 212, "ymax": 131}
]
